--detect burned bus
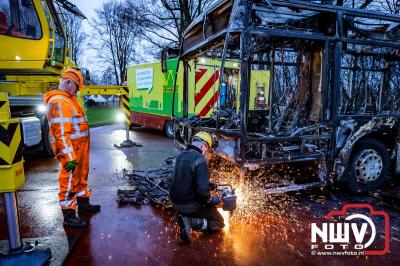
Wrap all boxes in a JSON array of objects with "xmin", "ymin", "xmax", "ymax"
[{"xmin": 173, "ymin": 0, "xmax": 400, "ymax": 193}]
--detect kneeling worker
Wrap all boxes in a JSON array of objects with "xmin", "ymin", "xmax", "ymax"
[
  {"xmin": 170, "ymin": 132, "xmax": 224, "ymax": 243},
  {"xmin": 44, "ymin": 69, "xmax": 100, "ymax": 228}
]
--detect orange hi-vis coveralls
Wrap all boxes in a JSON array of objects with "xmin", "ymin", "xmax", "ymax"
[{"xmin": 44, "ymin": 89, "xmax": 91, "ymax": 210}]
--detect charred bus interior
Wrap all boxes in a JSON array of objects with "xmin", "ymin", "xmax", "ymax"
[{"xmin": 173, "ymin": 0, "xmax": 400, "ymax": 192}]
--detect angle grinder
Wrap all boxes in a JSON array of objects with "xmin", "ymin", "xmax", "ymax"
[{"xmin": 215, "ymin": 184, "xmax": 237, "ymax": 211}]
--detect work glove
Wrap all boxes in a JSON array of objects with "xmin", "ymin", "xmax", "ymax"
[
  {"xmin": 64, "ymin": 160, "xmax": 78, "ymax": 172},
  {"xmin": 211, "ymin": 196, "xmax": 221, "ymax": 205}
]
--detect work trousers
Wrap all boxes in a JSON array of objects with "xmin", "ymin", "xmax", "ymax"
[
  {"xmin": 57, "ymin": 135, "xmax": 91, "ymax": 210},
  {"xmin": 180, "ymin": 206, "xmax": 225, "ymax": 232}
]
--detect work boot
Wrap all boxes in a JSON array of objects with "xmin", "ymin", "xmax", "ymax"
[
  {"xmin": 62, "ymin": 209, "xmax": 88, "ymax": 228},
  {"xmin": 177, "ymin": 215, "xmax": 191, "ymax": 243},
  {"xmin": 77, "ymin": 197, "xmax": 101, "ymax": 215}
]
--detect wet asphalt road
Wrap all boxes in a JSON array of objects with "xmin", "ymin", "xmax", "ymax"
[{"xmin": 0, "ymin": 124, "xmax": 399, "ymax": 265}]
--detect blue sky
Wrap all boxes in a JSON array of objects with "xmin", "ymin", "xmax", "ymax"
[{"xmin": 70, "ymin": 0, "xmax": 105, "ymax": 23}]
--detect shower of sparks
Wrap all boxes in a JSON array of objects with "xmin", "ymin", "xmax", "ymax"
[
  {"xmin": 217, "ymin": 208, "xmax": 231, "ymax": 230},
  {"xmin": 208, "ymin": 156, "xmax": 319, "ymax": 250},
  {"xmin": 146, "ymin": 155, "xmax": 325, "ymax": 262}
]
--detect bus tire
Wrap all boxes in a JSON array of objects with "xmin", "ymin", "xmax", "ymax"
[{"xmin": 344, "ymin": 138, "xmax": 389, "ymax": 193}]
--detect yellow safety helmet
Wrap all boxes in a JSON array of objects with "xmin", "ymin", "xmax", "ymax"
[{"xmin": 193, "ymin": 131, "xmax": 212, "ymax": 148}]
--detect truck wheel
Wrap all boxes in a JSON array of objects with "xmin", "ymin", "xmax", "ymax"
[
  {"xmin": 345, "ymin": 138, "xmax": 389, "ymax": 193},
  {"xmin": 165, "ymin": 120, "xmax": 174, "ymax": 138},
  {"xmin": 42, "ymin": 119, "xmax": 54, "ymax": 157}
]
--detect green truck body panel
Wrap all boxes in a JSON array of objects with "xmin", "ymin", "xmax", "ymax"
[
  {"xmin": 127, "ymin": 58, "xmax": 183, "ymax": 118},
  {"xmin": 127, "ymin": 57, "xmax": 270, "ymax": 131}
]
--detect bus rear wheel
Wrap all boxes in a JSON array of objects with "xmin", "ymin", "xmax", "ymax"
[{"xmin": 345, "ymin": 138, "xmax": 389, "ymax": 193}]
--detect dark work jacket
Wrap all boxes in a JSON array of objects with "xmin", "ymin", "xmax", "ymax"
[{"xmin": 170, "ymin": 145, "xmax": 211, "ymax": 213}]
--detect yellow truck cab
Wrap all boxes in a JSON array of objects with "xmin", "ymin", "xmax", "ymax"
[{"xmin": 0, "ymin": 0, "xmax": 85, "ymax": 156}]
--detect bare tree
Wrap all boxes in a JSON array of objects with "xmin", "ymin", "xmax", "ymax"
[
  {"xmin": 63, "ymin": 13, "xmax": 87, "ymax": 65},
  {"xmin": 360, "ymin": 0, "xmax": 400, "ymax": 13},
  {"xmin": 53, "ymin": 3, "xmax": 87, "ymax": 66},
  {"xmin": 340, "ymin": 0, "xmax": 399, "ymax": 12},
  {"xmin": 90, "ymin": 1, "xmax": 141, "ymax": 85},
  {"xmin": 126, "ymin": 0, "xmax": 214, "ymax": 50},
  {"xmin": 100, "ymin": 67, "xmax": 116, "ymax": 86},
  {"xmin": 88, "ymin": 69, "xmax": 114, "ymax": 86}
]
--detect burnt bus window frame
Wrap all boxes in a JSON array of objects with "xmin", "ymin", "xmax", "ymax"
[
  {"xmin": 229, "ymin": 33, "xmax": 332, "ymax": 135},
  {"xmin": 338, "ymin": 42, "xmax": 400, "ymax": 118}
]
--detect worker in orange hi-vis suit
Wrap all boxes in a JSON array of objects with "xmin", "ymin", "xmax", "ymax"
[{"xmin": 44, "ymin": 69, "xmax": 100, "ymax": 228}]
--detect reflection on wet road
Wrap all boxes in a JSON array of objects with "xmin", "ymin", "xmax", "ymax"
[{"xmin": 0, "ymin": 124, "xmax": 399, "ymax": 265}]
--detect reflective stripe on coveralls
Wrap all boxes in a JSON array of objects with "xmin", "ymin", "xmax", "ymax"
[
  {"xmin": 76, "ymin": 189, "xmax": 92, "ymax": 197},
  {"xmin": 58, "ymin": 102, "xmax": 74, "ymax": 161},
  {"xmin": 70, "ymin": 131, "xmax": 89, "ymax": 139},
  {"xmin": 65, "ymin": 171, "xmax": 73, "ymax": 206},
  {"xmin": 201, "ymin": 219, "xmax": 208, "ymax": 231},
  {"xmin": 57, "ymin": 99, "xmax": 75, "ymax": 208},
  {"xmin": 59, "ymin": 199, "xmax": 76, "ymax": 208},
  {"xmin": 49, "ymin": 117, "xmax": 86, "ymax": 126}
]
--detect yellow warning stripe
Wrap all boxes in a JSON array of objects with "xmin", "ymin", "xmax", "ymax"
[
  {"xmin": 0, "ymin": 93, "xmax": 11, "ymax": 121},
  {"xmin": 194, "ymin": 68, "xmax": 219, "ymax": 117},
  {"xmin": 121, "ymin": 87, "xmax": 131, "ymax": 125},
  {"xmin": 79, "ymin": 85, "xmax": 129, "ymax": 96},
  {"xmin": 0, "ymin": 121, "xmax": 23, "ymax": 166},
  {"xmin": 0, "ymin": 101, "xmax": 9, "ymax": 113}
]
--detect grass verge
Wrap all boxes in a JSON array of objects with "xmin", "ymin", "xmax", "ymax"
[{"xmin": 86, "ymin": 107, "xmax": 120, "ymax": 127}]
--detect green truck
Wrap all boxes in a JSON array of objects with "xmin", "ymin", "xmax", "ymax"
[{"xmin": 127, "ymin": 57, "xmax": 268, "ymax": 137}]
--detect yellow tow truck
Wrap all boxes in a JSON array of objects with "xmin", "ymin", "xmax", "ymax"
[
  {"xmin": 0, "ymin": 1, "xmax": 132, "ymax": 263},
  {"xmin": 0, "ymin": 0, "xmax": 127, "ymax": 156},
  {"xmin": 0, "ymin": 0, "xmax": 87, "ymax": 156}
]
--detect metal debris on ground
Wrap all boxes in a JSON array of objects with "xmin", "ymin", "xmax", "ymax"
[
  {"xmin": 117, "ymin": 153, "xmax": 323, "ymax": 211},
  {"xmin": 117, "ymin": 186, "xmax": 150, "ymax": 206},
  {"xmin": 117, "ymin": 158, "xmax": 175, "ymax": 207}
]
